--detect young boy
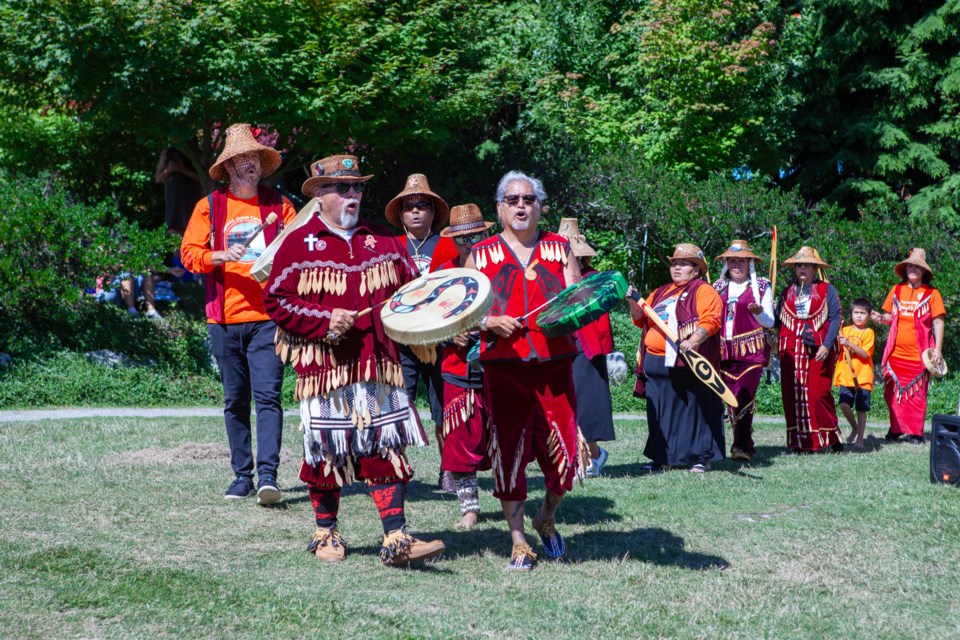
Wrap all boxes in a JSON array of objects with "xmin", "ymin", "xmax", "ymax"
[{"xmin": 833, "ymin": 298, "xmax": 876, "ymax": 449}]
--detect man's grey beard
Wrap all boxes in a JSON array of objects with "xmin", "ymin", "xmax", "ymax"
[
  {"xmin": 509, "ymin": 217, "xmax": 531, "ymax": 231},
  {"xmin": 338, "ymin": 200, "xmax": 360, "ymax": 229}
]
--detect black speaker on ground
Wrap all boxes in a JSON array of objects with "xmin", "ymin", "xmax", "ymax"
[{"xmin": 930, "ymin": 414, "xmax": 960, "ymax": 486}]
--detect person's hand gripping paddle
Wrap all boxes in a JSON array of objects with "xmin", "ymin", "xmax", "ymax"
[{"xmin": 628, "ymin": 288, "xmax": 738, "ymax": 407}]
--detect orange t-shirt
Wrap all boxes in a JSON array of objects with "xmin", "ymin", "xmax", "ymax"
[
  {"xmin": 833, "ymin": 325, "xmax": 875, "ymax": 389},
  {"xmin": 181, "ymin": 190, "xmax": 296, "ymax": 324},
  {"xmin": 634, "ymin": 283, "xmax": 722, "ymax": 356},
  {"xmin": 881, "ymin": 284, "xmax": 945, "ymax": 362}
]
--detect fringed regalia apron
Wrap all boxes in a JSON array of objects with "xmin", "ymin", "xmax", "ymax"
[
  {"xmin": 473, "ymin": 231, "xmax": 584, "ymax": 500},
  {"xmin": 778, "ymin": 282, "xmax": 840, "ymax": 451},
  {"xmin": 263, "ymin": 217, "xmax": 429, "ymax": 487}
]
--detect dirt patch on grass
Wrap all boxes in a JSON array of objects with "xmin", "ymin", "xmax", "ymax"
[
  {"xmin": 118, "ymin": 443, "xmax": 295, "ymax": 466},
  {"xmin": 120, "ymin": 443, "xmax": 230, "ymax": 465}
]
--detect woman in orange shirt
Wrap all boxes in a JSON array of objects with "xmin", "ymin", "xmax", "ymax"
[
  {"xmin": 871, "ymin": 249, "xmax": 946, "ymax": 444},
  {"xmin": 628, "ymin": 244, "xmax": 725, "ymax": 473}
]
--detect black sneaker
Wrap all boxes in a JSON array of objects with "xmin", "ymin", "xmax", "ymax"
[
  {"xmin": 884, "ymin": 432, "xmax": 903, "ymax": 442},
  {"xmin": 224, "ymin": 476, "xmax": 254, "ymax": 500},
  {"xmin": 257, "ymin": 475, "xmax": 281, "ymax": 506},
  {"xmin": 907, "ymin": 435, "xmax": 925, "ymax": 446}
]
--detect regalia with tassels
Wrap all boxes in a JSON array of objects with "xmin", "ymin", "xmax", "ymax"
[{"xmin": 263, "ymin": 215, "xmax": 428, "ymax": 481}]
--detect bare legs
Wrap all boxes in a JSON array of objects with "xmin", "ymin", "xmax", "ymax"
[{"xmin": 501, "ymin": 490, "xmax": 563, "ymax": 545}]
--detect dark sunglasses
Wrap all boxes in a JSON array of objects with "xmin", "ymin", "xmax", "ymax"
[
  {"xmin": 323, "ymin": 182, "xmax": 365, "ymax": 195},
  {"xmin": 401, "ymin": 200, "xmax": 432, "ymax": 212},
  {"xmin": 453, "ymin": 233, "xmax": 486, "ymax": 247},
  {"xmin": 502, "ymin": 194, "xmax": 537, "ymax": 206}
]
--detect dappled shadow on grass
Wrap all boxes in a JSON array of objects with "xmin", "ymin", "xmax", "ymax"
[{"xmin": 564, "ymin": 527, "xmax": 729, "ymax": 570}]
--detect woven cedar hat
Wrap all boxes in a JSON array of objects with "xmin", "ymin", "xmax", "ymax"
[
  {"xmin": 301, "ymin": 155, "xmax": 372, "ymax": 196},
  {"xmin": 667, "ymin": 243, "xmax": 708, "ymax": 275},
  {"xmin": 894, "ymin": 247, "xmax": 934, "ymax": 282},
  {"xmin": 385, "ymin": 174, "xmax": 450, "ymax": 229},
  {"xmin": 716, "ymin": 239, "xmax": 761, "ymax": 262},
  {"xmin": 209, "ymin": 123, "xmax": 282, "ymax": 182},
  {"xmin": 440, "ymin": 203, "xmax": 494, "ymax": 238},
  {"xmin": 556, "ymin": 218, "xmax": 597, "ymax": 258},
  {"xmin": 782, "ymin": 245, "xmax": 831, "ymax": 268}
]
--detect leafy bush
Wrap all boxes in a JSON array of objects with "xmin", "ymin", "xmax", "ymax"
[{"xmin": 0, "ymin": 171, "xmax": 175, "ymax": 330}]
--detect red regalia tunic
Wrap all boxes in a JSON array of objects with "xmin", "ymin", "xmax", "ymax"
[
  {"xmin": 436, "ymin": 256, "xmax": 491, "ymax": 474},
  {"xmin": 714, "ymin": 276, "xmax": 771, "ymax": 456},
  {"xmin": 473, "ymin": 231, "xmax": 580, "ymax": 500},
  {"xmin": 778, "ymin": 281, "xmax": 841, "ymax": 451},
  {"xmin": 263, "ymin": 214, "xmax": 427, "ymax": 487},
  {"xmin": 881, "ymin": 284, "xmax": 941, "ymax": 437}
]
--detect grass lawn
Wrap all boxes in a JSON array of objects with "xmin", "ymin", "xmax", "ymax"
[{"xmin": 2, "ymin": 416, "xmax": 959, "ymax": 639}]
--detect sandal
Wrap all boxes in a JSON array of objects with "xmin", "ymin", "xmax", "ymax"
[{"xmin": 689, "ymin": 463, "xmax": 710, "ymax": 473}]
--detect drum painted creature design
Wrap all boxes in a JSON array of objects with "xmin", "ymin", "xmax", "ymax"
[{"xmin": 389, "ymin": 273, "xmax": 482, "ymax": 319}]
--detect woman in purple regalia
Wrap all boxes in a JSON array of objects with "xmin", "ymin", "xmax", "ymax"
[{"xmin": 712, "ymin": 240, "xmax": 775, "ymax": 461}]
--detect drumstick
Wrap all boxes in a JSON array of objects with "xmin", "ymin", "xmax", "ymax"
[
  {"xmin": 516, "ymin": 280, "xmax": 576, "ymax": 322},
  {"xmin": 628, "ymin": 289, "xmax": 738, "ymax": 407},
  {"xmin": 356, "ymin": 277, "xmax": 428, "ymax": 318},
  {"xmin": 241, "ymin": 212, "xmax": 278, "ymax": 250}
]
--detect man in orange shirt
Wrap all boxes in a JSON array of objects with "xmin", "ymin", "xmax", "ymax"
[{"xmin": 181, "ymin": 123, "xmax": 296, "ymax": 503}]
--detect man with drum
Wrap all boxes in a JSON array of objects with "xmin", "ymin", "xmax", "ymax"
[
  {"xmin": 180, "ymin": 123, "xmax": 296, "ymax": 505},
  {"xmin": 385, "ymin": 174, "xmax": 457, "ymax": 493},
  {"xmin": 262, "ymin": 154, "xmax": 445, "ymax": 566},
  {"xmin": 465, "ymin": 171, "xmax": 583, "ymax": 570},
  {"xmin": 435, "ymin": 203, "xmax": 495, "ymax": 529}
]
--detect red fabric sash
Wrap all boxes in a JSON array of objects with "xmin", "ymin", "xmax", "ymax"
[{"xmin": 205, "ymin": 186, "xmax": 284, "ymax": 323}]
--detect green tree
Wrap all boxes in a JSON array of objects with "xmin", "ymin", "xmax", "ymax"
[
  {"xmin": 785, "ymin": 0, "xmax": 960, "ymax": 223},
  {"xmin": 0, "ymin": 0, "xmax": 528, "ymax": 208}
]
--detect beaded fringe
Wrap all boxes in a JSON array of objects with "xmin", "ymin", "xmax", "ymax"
[{"xmin": 442, "ymin": 388, "xmax": 476, "ymax": 439}]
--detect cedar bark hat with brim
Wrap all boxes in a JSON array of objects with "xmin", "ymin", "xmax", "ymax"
[
  {"xmin": 209, "ymin": 123, "xmax": 283, "ymax": 182},
  {"xmin": 667, "ymin": 243, "xmax": 708, "ymax": 275},
  {"xmin": 716, "ymin": 239, "xmax": 762, "ymax": 262},
  {"xmin": 894, "ymin": 247, "xmax": 934, "ymax": 282},
  {"xmin": 384, "ymin": 174, "xmax": 450, "ymax": 229},
  {"xmin": 440, "ymin": 203, "xmax": 494, "ymax": 238},
  {"xmin": 782, "ymin": 245, "xmax": 831, "ymax": 268},
  {"xmin": 301, "ymin": 155, "xmax": 372, "ymax": 196},
  {"xmin": 556, "ymin": 218, "xmax": 597, "ymax": 258}
]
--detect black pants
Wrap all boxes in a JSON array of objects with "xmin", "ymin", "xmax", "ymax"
[
  {"xmin": 399, "ymin": 345, "xmax": 443, "ymax": 426},
  {"xmin": 208, "ymin": 321, "xmax": 285, "ymax": 478}
]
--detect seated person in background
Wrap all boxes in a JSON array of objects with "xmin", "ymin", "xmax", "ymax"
[{"xmin": 94, "ymin": 272, "xmax": 162, "ymax": 319}]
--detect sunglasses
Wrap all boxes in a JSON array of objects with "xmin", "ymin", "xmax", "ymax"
[
  {"xmin": 453, "ymin": 233, "xmax": 486, "ymax": 247},
  {"xmin": 502, "ymin": 194, "xmax": 537, "ymax": 206},
  {"xmin": 322, "ymin": 182, "xmax": 365, "ymax": 195},
  {"xmin": 401, "ymin": 200, "xmax": 432, "ymax": 212}
]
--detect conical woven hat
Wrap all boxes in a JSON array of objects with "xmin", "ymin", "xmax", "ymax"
[
  {"xmin": 384, "ymin": 174, "xmax": 449, "ymax": 229},
  {"xmin": 209, "ymin": 123, "xmax": 282, "ymax": 182},
  {"xmin": 894, "ymin": 247, "xmax": 934, "ymax": 282},
  {"xmin": 782, "ymin": 245, "xmax": 831, "ymax": 268},
  {"xmin": 716, "ymin": 239, "xmax": 761, "ymax": 262},
  {"xmin": 440, "ymin": 204, "xmax": 494, "ymax": 238},
  {"xmin": 556, "ymin": 218, "xmax": 597, "ymax": 257},
  {"xmin": 667, "ymin": 243, "xmax": 707, "ymax": 275}
]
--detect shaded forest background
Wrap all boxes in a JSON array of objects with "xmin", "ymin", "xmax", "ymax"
[{"xmin": 0, "ymin": 0, "xmax": 958, "ymax": 378}]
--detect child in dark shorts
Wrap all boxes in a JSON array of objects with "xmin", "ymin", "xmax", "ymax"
[{"xmin": 833, "ymin": 298, "xmax": 876, "ymax": 449}]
